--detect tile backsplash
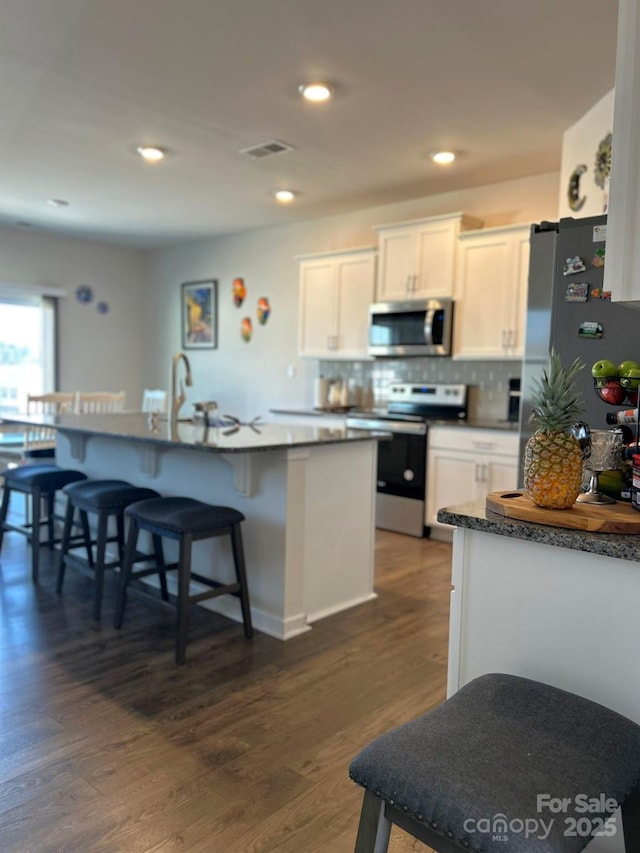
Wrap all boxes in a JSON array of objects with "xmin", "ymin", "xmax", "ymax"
[{"xmin": 317, "ymin": 357, "xmax": 521, "ymax": 422}]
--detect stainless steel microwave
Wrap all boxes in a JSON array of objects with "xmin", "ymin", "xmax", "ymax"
[{"xmin": 368, "ymin": 298, "xmax": 454, "ymax": 357}]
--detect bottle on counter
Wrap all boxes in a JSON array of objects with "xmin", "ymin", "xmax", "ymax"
[
  {"xmin": 361, "ymin": 382, "xmax": 374, "ymax": 410},
  {"xmin": 314, "ymin": 376, "xmax": 329, "ymax": 409},
  {"xmin": 606, "ymin": 408, "xmax": 639, "ymax": 425},
  {"xmin": 327, "ymin": 380, "xmax": 342, "ymax": 408},
  {"xmin": 348, "ymin": 379, "xmax": 362, "ymax": 407}
]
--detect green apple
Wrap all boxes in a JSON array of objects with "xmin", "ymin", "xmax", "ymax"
[
  {"xmin": 620, "ymin": 366, "xmax": 640, "ymax": 391},
  {"xmin": 617, "ymin": 359, "xmax": 640, "ymax": 376},
  {"xmin": 591, "ymin": 359, "xmax": 617, "ymax": 378}
]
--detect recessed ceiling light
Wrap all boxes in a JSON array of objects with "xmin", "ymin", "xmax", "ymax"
[
  {"xmin": 47, "ymin": 198, "xmax": 70, "ymax": 207},
  {"xmin": 274, "ymin": 190, "xmax": 296, "ymax": 203},
  {"xmin": 136, "ymin": 145, "xmax": 167, "ymax": 162},
  {"xmin": 431, "ymin": 151, "xmax": 456, "ymax": 165},
  {"xmin": 298, "ymin": 82, "xmax": 334, "ymax": 103}
]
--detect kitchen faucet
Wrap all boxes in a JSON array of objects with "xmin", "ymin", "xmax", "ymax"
[{"xmin": 170, "ymin": 352, "xmax": 193, "ymax": 421}]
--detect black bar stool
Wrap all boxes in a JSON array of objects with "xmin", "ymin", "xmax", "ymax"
[
  {"xmin": 350, "ymin": 673, "xmax": 640, "ymax": 853},
  {"xmin": 57, "ymin": 479, "xmax": 161, "ymax": 620},
  {"xmin": 0, "ymin": 464, "xmax": 87, "ymax": 582},
  {"xmin": 114, "ymin": 496, "xmax": 253, "ymax": 664}
]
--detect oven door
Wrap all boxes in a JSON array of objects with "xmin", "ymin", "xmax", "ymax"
[{"xmin": 348, "ymin": 417, "xmax": 427, "ymax": 537}]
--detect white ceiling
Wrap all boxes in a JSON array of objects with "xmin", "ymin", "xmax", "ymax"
[{"xmin": 0, "ymin": 0, "xmax": 619, "ymax": 248}]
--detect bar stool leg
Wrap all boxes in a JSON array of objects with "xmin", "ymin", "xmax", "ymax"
[
  {"xmin": 354, "ymin": 790, "xmax": 392, "ymax": 853},
  {"xmin": 622, "ymin": 784, "xmax": 640, "ymax": 849},
  {"xmin": 153, "ymin": 534, "xmax": 169, "ymax": 601},
  {"xmin": 114, "ymin": 520, "xmax": 139, "ymax": 629},
  {"xmin": 0, "ymin": 484, "xmax": 10, "ymax": 552},
  {"xmin": 231, "ymin": 523, "xmax": 253, "ymax": 638},
  {"xmin": 79, "ymin": 510, "xmax": 94, "ymax": 568},
  {"xmin": 116, "ymin": 514, "xmax": 125, "ymax": 564},
  {"xmin": 56, "ymin": 497, "xmax": 76, "ymax": 594},
  {"xmin": 46, "ymin": 491, "xmax": 55, "ymax": 550},
  {"xmin": 176, "ymin": 533, "xmax": 192, "ymax": 665},
  {"xmin": 93, "ymin": 511, "xmax": 109, "ymax": 621},
  {"xmin": 31, "ymin": 485, "xmax": 41, "ymax": 583}
]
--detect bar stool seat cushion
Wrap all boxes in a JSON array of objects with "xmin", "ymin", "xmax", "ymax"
[
  {"xmin": 3, "ymin": 464, "xmax": 86, "ymax": 492},
  {"xmin": 349, "ymin": 673, "xmax": 640, "ymax": 853},
  {"xmin": 63, "ymin": 479, "xmax": 159, "ymax": 511},
  {"xmin": 126, "ymin": 497, "xmax": 245, "ymax": 534}
]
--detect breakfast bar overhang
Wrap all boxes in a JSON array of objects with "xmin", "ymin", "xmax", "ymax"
[{"xmin": 6, "ymin": 413, "xmax": 388, "ymax": 640}]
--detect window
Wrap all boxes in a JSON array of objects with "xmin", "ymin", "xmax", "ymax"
[{"xmin": 0, "ymin": 294, "xmax": 57, "ymax": 417}]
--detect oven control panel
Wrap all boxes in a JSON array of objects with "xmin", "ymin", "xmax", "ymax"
[{"xmin": 387, "ymin": 383, "xmax": 467, "ymax": 408}]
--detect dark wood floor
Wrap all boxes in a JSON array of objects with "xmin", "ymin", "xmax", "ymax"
[{"xmin": 0, "ymin": 521, "xmax": 452, "ymax": 852}]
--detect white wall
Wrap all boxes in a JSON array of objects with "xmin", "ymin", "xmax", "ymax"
[
  {"xmin": 143, "ymin": 171, "xmax": 560, "ymax": 420},
  {"xmin": 0, "ymin": 171, "xmax": 559, "ymax": 418},
  {"xmin": 0, "ymin": 226, "xmax": 145, "ymax": 405},
  {"xmin": 558, "ymin": 89, "xmax": 614, "ymax": 219}
]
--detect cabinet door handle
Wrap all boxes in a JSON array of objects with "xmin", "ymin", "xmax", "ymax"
[
  {"xmin": 472, "ymin": 441, "xmax": 495, "ymax": 450},
  {"xmin": 412, "ymin": 274, "xmax": 418, "ymax": 292},
  {"xmin": 509, "ymin": 329, "xmax": 516, "ymax": 349},
  {"xmin": 474, "ymin": 462, "xmax": 488, "ymax": 483},
  {"xmin": 406, "ymin": 274, "xmax": 412, "ymax": 293}
]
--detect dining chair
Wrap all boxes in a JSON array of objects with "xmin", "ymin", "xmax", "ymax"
[
  {"xmin": 27, "ymin": 392, "xmax": 76, "ymax": 415},
  {"xmin": 25, "ymin": 392, "xmax": 76, "ymax": 456},
  {"xmin": 141, "ymin": 389, "xmax": 168, "ymax": 414},
  {"xmin": 74, "ymin": 391, "xmax": 126, "ymax": 414}
]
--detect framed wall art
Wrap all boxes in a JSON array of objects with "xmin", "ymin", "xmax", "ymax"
[{"xmin": 181, "ymin": 279, "xmax": 217, "ymax": 349}]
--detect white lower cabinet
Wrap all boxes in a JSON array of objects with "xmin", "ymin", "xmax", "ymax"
[{"xmin": 426, "ymin": 427, "xmax": 519, "ymax": 535}]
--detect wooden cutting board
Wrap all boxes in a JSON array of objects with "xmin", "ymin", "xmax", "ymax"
[{"xmin": 485, "ymin": 490, "xmax": 640, "ymax": 533}]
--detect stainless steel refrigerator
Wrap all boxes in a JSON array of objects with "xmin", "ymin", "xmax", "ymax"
[{"xmin": 518, "ymin": 214, "xmax": 640, "ymax": 483}]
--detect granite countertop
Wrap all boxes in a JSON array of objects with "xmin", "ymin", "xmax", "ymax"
[
  {"xmin": 2, "ymin": 413, "xmax": 390, "ymax": 454},
  {"xmin": 271, "ymin": 407, "xmax": 519, "ymax": 431},
  {"xmin": 270, "ymin": 407, "xmax": 353, "ymax": 418},
  {"xmin": 437, "ymin": 500, "xmax": 640, "ymax": 562}
]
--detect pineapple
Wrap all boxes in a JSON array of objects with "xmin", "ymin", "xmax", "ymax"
[{"xmin": 524, "ymin": 349, "xmax": 585, "ymax": 509}]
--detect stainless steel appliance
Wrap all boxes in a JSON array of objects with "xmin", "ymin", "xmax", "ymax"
[
  {"xmin": 520, "ymin": 215, "xmax": 640, "ymax": 482},
  {"xmin": 347, "ymin": 382, "xmax": 467, "ymax": 537},
  {"xmin": 368, "ymin": 298, "xmax": 454, "ymax": 357},
  {"xmin": 507, "ymin": 378, "xmax": 521, "ymax": 423}
]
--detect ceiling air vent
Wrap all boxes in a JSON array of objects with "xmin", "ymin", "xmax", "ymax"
[{"xmin": 239, "ymin": 139, "xmax": 295, "ymax": 159}]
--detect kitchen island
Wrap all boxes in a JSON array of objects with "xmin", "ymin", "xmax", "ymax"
[
  {"xmin": 438, "ymin": 500, "xmax": 640, "ymax": 723},
  {"xmin": 5, "ymin": 412, "xmax": 388, "ymax": 640}
]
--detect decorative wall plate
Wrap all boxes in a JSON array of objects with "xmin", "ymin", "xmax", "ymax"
[
  {"xmin": 233, "ymin": 277, "xmax": 246, "ymax": 307},
  {"xmin": 567, "ymin": 164, "xmax": 587, "ymax": 211},
  {"xmin": 257, "ymin": 297, "xmax": 270, "ymax": 325},
  {"xmin": 241, "ymin": 317, "xmax": 252, "ymax": 342},
  {"xmin": 594, "ymin": 132, "xmax": 612, "ymax": 190}
]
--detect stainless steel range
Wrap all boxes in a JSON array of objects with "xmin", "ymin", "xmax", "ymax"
[{"xmin": 346, "ymin": 382, "xmax": 467, "ymax": 537}]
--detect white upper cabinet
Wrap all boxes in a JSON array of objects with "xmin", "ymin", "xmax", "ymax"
[
  {"xmin": 298, "ymin": 247, "xmax": 376, "ymax": 359},
  {"xmin": 453, "ymin": 224, "xmax": 531, "ymax": 360},
  {"xmin": 604, "ymin": 0, "xmax": 640, "ymax": 304},
  {"xmin": 374, "ymin": 212, "xmax": 482, "ymax": 301}
]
